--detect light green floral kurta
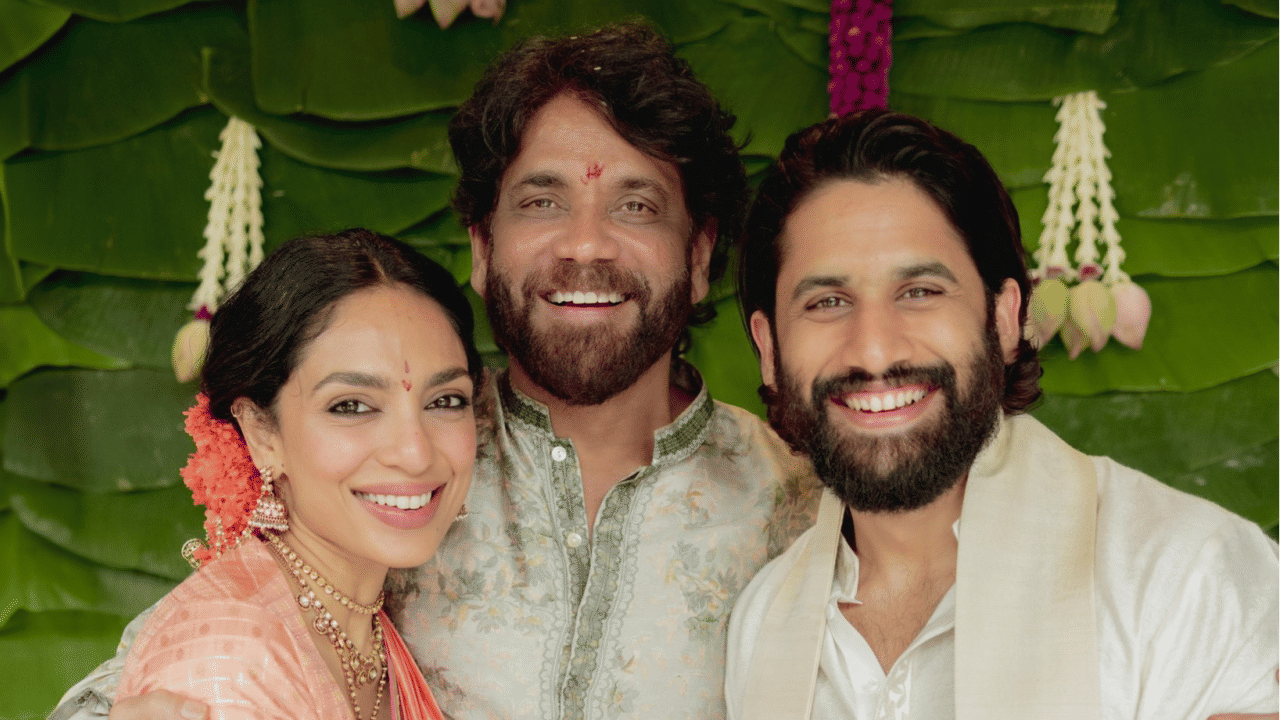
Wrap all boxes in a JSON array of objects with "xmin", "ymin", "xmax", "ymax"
[{"xmin": 390, "ymin": 368, "xmax": 821, "ymax": 720}]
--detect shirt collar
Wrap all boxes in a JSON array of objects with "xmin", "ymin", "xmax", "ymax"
[{"xmin": 494, "ymin": 362, "xmax": 714, "ymax": 469}]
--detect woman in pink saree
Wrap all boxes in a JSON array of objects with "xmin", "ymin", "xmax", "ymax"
[{"xmin": 115, "ymin": 229, "xmax": 483, "ymax": 720}]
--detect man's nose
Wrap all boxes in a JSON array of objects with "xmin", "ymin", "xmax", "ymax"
[
  {"xmin": 550, "ymin": 210, "xmax": 621, "ymax": 264},
  {"xmin": 843, "ymin": 302, "xmax": 912, "ymax": 377}
]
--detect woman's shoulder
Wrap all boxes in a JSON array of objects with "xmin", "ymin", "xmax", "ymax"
[{"xmin": 116, "ymin": 539, "xmax": 335, "ymax": 713}]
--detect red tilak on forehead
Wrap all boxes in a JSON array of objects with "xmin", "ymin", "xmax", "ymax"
[
  {"xmin": 581, "ymin": 163, "xmax": 604, "ymax": 184},
  {"xmin": 402, "ymin": 361, "xmax": 411, "ymax": 391}
]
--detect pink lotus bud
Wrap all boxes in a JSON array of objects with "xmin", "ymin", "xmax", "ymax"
[
  {"xmin": 1067, "ymin": 280, "xmax": 1117, "ymax": 353},
  {"xmin": 1110, "ymin": 281, "xmax": 1151, "ymax": 350},
  {"xmin": 1028, "ymin": 278, "xmax": 1069, "ymax": 348},
  {"xmin": 172, "ymin": 317, "xmax": 211, "ymax": 383},
  {"xmin": 469, "ymin": 0, "xmax": 505, "ymax": 19},
  {"xmin": 427, "ymin": 0, "xmax": 468, "ymax": 27},
  {"xmin": 1059, "ymin": 314, "xmax": 1089, "ymax": 360},
  {"xmin": 395, "ymin": 0, "xmax": 428, "ymax": 18}
]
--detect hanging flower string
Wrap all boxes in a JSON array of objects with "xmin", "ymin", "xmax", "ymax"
[
  {"xmin": 1028, "ymin": 90, "xmax": 1150, "ymax": 358},
  {"xmin": 829, "ymin": 0, "xmax": 894, "ymax": 116},
  {"xmin": 171, "ymin": 116, "xmax": 265, "ymax": 382}
]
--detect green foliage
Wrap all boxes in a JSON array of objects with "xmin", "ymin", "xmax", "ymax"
[
  {"xmin": 0, "ymin": 0, "xmax": 1275, "ymax": 714},
  {"xmin": 4, "ymin": 368, "xmax": 196, "ymax": 491}
]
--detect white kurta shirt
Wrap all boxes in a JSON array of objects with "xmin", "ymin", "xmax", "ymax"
[{"xmin": 726, "ymin": 417, "xmax": 1279, "ymax": 720}]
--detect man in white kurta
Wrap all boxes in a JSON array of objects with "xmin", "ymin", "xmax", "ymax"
[
  {"xmin": 728, "ymin": 108, "xmax": 1278, "ymax": 720},
  {"xmin": 726, "ymin": 413, "xmax": 1279, "ymax": 719}
]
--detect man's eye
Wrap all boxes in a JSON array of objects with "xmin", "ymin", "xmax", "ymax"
[
  {"xmin": 810, "ymin": 296, "xmax": 847, "ymax": 309},
  {"xmin": 329, "ymin": 399, "xmax": 372, "ymax": 415},
  {"xmin": 524, "ymin": 198, "xmax": 557, "ymax": 210},
  {"xmin": 902, "ymin": 287, "xmax": 940, "ymax": 300},
  {"xmin": 620, "ymin": 201, "xmax": 653, "ymax": 213},
  {"xmin": 429, "ymin": 394, "xmax": 471, "ymax": 410}
]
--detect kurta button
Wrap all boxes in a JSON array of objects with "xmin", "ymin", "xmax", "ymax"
[
  {"xmin": 551, "ymin": 446, "xmax": 568, "ymax": 462},
  {"xmin": 565, "ymin": 532, "xmax": 583, "ymax": 548}
]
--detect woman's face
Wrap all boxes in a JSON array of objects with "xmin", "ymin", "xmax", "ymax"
[{"xmin": 248, "ymin": 284, "xmax": 476, "ymax": 574}]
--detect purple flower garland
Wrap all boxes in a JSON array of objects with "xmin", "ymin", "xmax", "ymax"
[{"xmin": 829, "ymin": 0, "xmax": 893, "ymax": 115}]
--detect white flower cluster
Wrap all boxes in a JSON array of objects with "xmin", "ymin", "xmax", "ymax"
[
  {"xmin": 1029, "ymin": 91, "xmax": 1150, "ymax": 358},
  {"xmin": 173, "ymin": 116, "xmax": 264, "ymax": 382},
  {"xmin": 190, "ymin": 116, "xmax": 264, "ymax": 314}
]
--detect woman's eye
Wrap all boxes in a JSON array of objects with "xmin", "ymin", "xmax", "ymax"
[
  {"xmin": 329, "ymin": 399, "xmax": 372, "ymax": 415},
  {"xmin": 429, "ymin": 394, "xmax": 471, "ymax": 410}
]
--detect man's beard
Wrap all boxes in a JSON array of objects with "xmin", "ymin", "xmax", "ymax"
[
  {"xmin": 767, "ymin": 318, "xmax": 1006, "ymax": 514},
  {"xmin": 486, "ymin": 260, "xmax": 692, "ymax": 406}
]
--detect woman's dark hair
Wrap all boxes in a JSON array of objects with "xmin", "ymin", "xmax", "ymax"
[
  {"xmin": 202, "ymin": 229, "xmax": 483, "ymax": 430},
  {"xmin": 449, "ymin": 21, "xmax": 748, "ymax": 349},
  {"xmin": 738, "ymin": 110, "xmax": 1042, "ymax": 414}
]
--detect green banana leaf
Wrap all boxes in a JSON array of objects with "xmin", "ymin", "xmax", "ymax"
[
  {"xmin": 0, "ymin": 0, "xmax": 70, "ymax": 76},
  {"xmin": 259, "ymin": 145, "xmax": 455, "ymax": 244},
  {"xmin": 398, "ymin": 211, "xmax": 474, "ymax": 284},
  {"xmin": 688, "ymin": 296, "xmax": 764, "ymax": 418},
  {"xmin": 25, "ymin": 272, "xmax": 195, "ymax": 371},
  {"xmin": 1105, "ymin": 41, "xmax": 1277, "ymax": 219},
  {"xmin": 4, "ymin": 107, "xmax": 222, "ymax": 280},
  {"xmin": 36, "ymin": 0, "xmax": 195, "ymax": 22},
  {"xmin": 1032, "ymin": 370, "xmax": 1278, "ymax": 526},
  {"xmin": 1037, "ymin": 265, "xmax": 1278, "ymax": 394},
  {"xmin": 0, "ymin": 6, "xmax": 243, "ymax": 155},
  {"xmin": 681, "ymin": 17, "xmax": 830, "ymax": 158},
  {"xmin": 1011, "ymin": 189, "xmax": 1279, "ymax": 278},
  {"xmin": 8, "ymin": 475, "xmax": 200, "ymax": 580},
  {"xmin": 0, "ymin": 174, "xmax": 21, "ymax": 303},
  {"xmin": 247, "ymin": 0, "xmax": 499, "ymax": 120},
  {"xmin": 0, "ymin": 512, "xmax": 176, "ymax": 618},
  {"xmin": 1221, "ymin": 0, "xmax": 1278, "ymax": 17},
  {"xmin": 898, "ymin": 42, "xmax": 1277, "ymax": 214},
  {"xmin": 891, "ymin": 93, "xmax": 1058, "ymax": 189},
  {"xmin": 248, "ymin": 0, "xmax": 742, "ymax": 121},
  {"xmin": 203, "ymin": 47, "xmax": 458, "ymax": 174},
  {"xmin": 897, "ymin": 0, "xmax": 1118, "ymax": 33},
  {"xmin": 0, "ymin": 610, "xmax": 130, "ymax": 720},
  {"xmin": 892, "ymin": 0, "xmax": 1277, "ymax": 100},
  {"xmin": 3, "ymin": 368, "xmax": 195, "ymax": 491},
  {"xmin": 0, "ymin": 305, "xmax": 129, "ymax": 388}
]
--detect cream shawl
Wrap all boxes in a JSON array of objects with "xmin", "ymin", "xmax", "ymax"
[{"xmin": 740, "ymin": 414, "xmax": 1101, "ymax": 720}]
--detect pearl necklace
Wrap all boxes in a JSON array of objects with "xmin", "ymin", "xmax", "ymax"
[{"xmin": 265, "ymin": 533, "xmax": 388, "ymax": 720}]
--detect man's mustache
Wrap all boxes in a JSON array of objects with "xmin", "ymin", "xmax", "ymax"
[
  {"xmin": 520, "ymin": 262, "xmax": 649, "ymax": 301},
  {"xmin": 811, "ymin": 362, "xmax": 956, "ymax": 401}
]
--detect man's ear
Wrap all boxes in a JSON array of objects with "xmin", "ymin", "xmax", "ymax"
[
  {"xmin": 232, "ymin": 397, "xmax": 280, "ymax": 472},
  {"xmin": 689, "ymin": 222, "xmax": 715, "ymax": 305},
  {"xmin": 994, "ymin": 278, "xmax": 1023, "ymax": 364},
  {"xmin": 468, "ymin": 225, "xmax": 489, "ymax": 298},
  {"xmin": 749, "ymin": 310, "xmax": 778, "ymax": 389}
]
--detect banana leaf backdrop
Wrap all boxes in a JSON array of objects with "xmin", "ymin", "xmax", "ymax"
[{"xmin": 0, "ymin": 0, "xmax": 1275, "ymax": 716}]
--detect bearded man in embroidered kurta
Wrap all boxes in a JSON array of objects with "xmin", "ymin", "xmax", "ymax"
[{"xmin": 726, "ymin": 110, "xmax": 1278, "ymax": 720}]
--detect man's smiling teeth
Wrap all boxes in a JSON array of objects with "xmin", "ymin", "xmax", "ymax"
[
  {"xmin": 354, "ymin": 490, "xmax": 434, "ymax": 510},
  {"xmin": 548, "ymin": 291, "xmax": 625, "ymax": 306},
  {"xmin": 845, "ymin": 388, "xmax": 927, "ymax": 413}
]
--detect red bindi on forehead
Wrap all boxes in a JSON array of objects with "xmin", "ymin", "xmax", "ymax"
[{"xmin": 581, "ymin": 163, "xmax": 604, "ymax": 184}]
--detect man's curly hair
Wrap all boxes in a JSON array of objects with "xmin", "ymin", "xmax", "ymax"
[{"xmin": 449, "ymin": 22, "xmax": 748, "ymax": 349}]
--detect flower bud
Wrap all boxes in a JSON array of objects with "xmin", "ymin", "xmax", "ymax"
[
  {"xmin": 1109, "ymin": 281, "xmax": 1151, "ymax": 350},
  {"xmin": 1067, "ymin": 280, "xmax": 1116, "ymax": 353},
  {"xmin": 172, "ymin": 317, "xmax": 211, "ymax": 383},
  {"xmin": 469, "ymin": 0, "xmax": 505, "ymax": 19},
  {"xmin": 1028, "ymin": 278, "xmax": 1069, "ymax": 348},
  {"xmin": 1059, "ymin": 315, "xmax": 1089, "ymax": 360}
]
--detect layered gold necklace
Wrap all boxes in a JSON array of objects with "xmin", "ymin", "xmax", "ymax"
[{"xmin": 265, "ymin": 533, "xmax": 388, "ymax": 719}]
